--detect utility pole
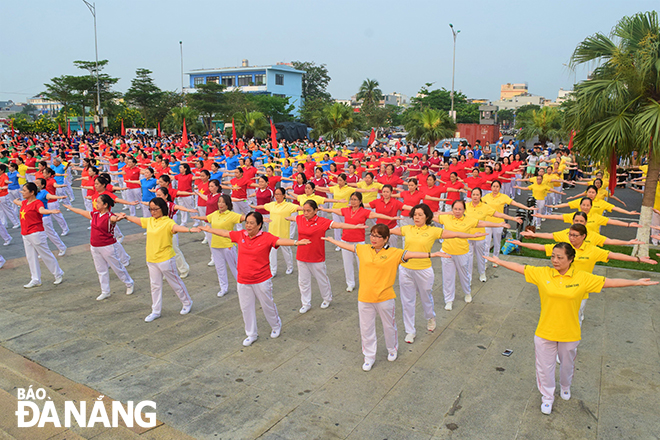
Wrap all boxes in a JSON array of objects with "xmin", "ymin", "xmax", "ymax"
[
  {"xmin": 180, "ymin": 41, "xmax": 184, "ymax": 104},
  {"xmin": 82, "ymin": 0, "xmax": 101, "ymax": 133},
  {"xmin": 449, "ymin": 23, "xmax": 460, "ymax": 122}
]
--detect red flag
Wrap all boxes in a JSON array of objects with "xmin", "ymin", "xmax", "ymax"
[
  {"xmin": 608, "ymin": 150, "xmax": 617, "ymax": 196},
  {"xmin": 67, "ymin": 120, "xmax": 71, "ymax": 138},
  {"xmin": 270, "ymin": 118, "xmax": 278, "ymax": 148},
  {"xmin": 232, "ymin": 118, "xmax": 237, "ymax": 146},
  {"xmin": 89, "ymin": 122, "xmax": 94, "ymax": 133},
  {"xmin": 368, "ymin": 128, "xmax": 375, "ymax": 146},
  {"xmin": 120, "ymin": 119, "xmax": 126, "ymax": 136},
  {"xmin": 182, "ymin": 117, "xmax": 188, "ymax": 146},
  {"xmin": 568, "ymin": 130, "xmax": 574, "ymax": 150},
  {"xmin": 10, "ymin": 120, "xmax": 14, "ymax": 137},
  {"xmin": 157, "ymin": 122, "xmax": 161, "ymax": 137},
  {"xmin": 58, "ymin": 123, "xmax": 62, "ymax": 135}
]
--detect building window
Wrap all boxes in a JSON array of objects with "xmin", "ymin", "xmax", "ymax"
[
  {"xmin": 193, "ymin": 77, "xmax": 204, "ymax": 87},
  {"xmin": 207, "ymin": 76, "xmax": 219, "ymax": 84},
  {"xmin": 254, "ymin": 74, "xmax": 265, "ymax": 85},
  {"xmin": 222, "ymin": 76, "xmax": 235, "ymax": 87},
  {"xmin": 237, "ymin": 75, "xmax": 252, "ymax": 86},
  {"xmin": 275, "ymin": 74, "xmax": 284, "ymax": 85}
]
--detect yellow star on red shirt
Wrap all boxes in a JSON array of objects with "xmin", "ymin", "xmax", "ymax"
[{"xmin": 20, "ymin": 210, "xmax": 26, "ymax": 220}]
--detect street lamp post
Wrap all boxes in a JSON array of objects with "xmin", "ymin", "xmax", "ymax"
[
  {"xmin": 82, "ymin": 0, "xmax": 101, "ymax": 133},
  {"xmin": 180, "ymin": 41, "xmax": 184, "ymax": 100},
  {"xmin": 449, "ymin": 23, "xmax": 460, "ymax": 122}
]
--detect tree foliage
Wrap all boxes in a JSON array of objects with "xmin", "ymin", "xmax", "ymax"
[
  {"xmin": 409, "ymin": 85, "xmax": 479, "ymax": 123},
  {"xmin": 310, "ymin": 103, "xmax": 361, "ymax": 143},
  {"xmin": 404, "ymin": 108, "xmax": 457, "ymax": 153},
  {"xmin": 124, "ymin": 68, "xmax": 163, "ymax": 123},
  {"xmin": 516, "ymin": 106, "xmax": 565, "ymax": 145},
  {"xmin": 232, "ymin": 110, "xmax": 269, "ymax": 139},
  {"xmin": 187, "ymin": 82, "xmax": 227, "ymax": 131},
  {"xmin": 292, "ymin": 61, "xmax": 333, "ymax": 125}
]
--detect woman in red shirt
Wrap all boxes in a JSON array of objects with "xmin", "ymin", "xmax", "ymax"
[
  {"xmin": 393, "ymin": 179, "xmax": 426, "ymax": 228},
  {"xmin": 445, "ymin": 172, "xmax": 468, "ymax": 211},
  {"xmin": 13, "ymin": 183, "xmax": 64, "ymax": 288},
  {"xmin": 321, "ymin": 192, "xmax": 398, "ymax": 292},
  {"xmin": 175, "ymin": 163, "xmax": 195, "ymax": 226},
  {"xmin": 194, "ymin": 170, "xmax": 210, "ymax": 231},
  {"xmin": 63, "ymin": 195, "xmax": 134, "ymax": 300},
  {"xmin": 423, "ymin": 175, "xmax": 449, "ymax": 214},
  {"xmin": 368, "ymin": 184, "xmax": 404, "ymax": 247},
  {"xmin": 196, "ymin": 178, "xmax": 222, "ymax": 266},
  {"xmin": 288, "ymin": 199, "xmax": 367, "ymax": 313},
  {"xmin": 407, "ymin": 156, "xmax": 421, "ymax": 178},
  {"xmin": 201, "ymin": 212, "xmax": 310, "ymax": 347},
  {"xmin": 252, "ymin": 176, "xmax": 274, "ymax": 216}
]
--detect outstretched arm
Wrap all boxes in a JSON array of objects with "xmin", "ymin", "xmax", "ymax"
[
  {"xmin": 322, "ymin": 236, "xmax": 355, "ymax": 252},
  {"xmin": 62, "ymin": 204, "xmax": 92, "ymax": 220},
  {"xmin": 603, "ymin": 278, "xmax": 659, "ymax": 288},
  {"xmin": 507, "ymin": 239, "xmax": 545, "ymax": 252},
  {"xmin": 484, "ymin": 255, "xmax": 525, "ymax": 274}
]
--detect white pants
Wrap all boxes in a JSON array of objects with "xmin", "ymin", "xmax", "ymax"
[
  {"xmin": 0, "ymin": 254, "xmax": 5, "ymax": 267},
  {"xmin": 83, "ymin": 194, "xmax": 93, "ymax": 212},
  {"xmin": 177, "ymin": 196, "xmax": 195, "ymax": 225},
  {"xmin": 534, "ymin": 335, "xmax": 580, "ymax": 404},
  {"xmin": 534, "ymin": 199, "xmax": 545, "ymax": 228},
  {"xmin": 211, "ymin": 247, "xmax": 238, "ymax": 292},
  {"xmin": 198, "ymin": 206, "xmax": 210, "ymax": 240},
  {"xmin": 47, "ymin": 201, "xmax": 69, "ymax": 234},
  {"xmin": 42, "ymin": 216, "xmax": 66, "ymax": 253},
  {"xmin": 441, "ymin": 253, "xmax": 471, "ymax": 303},
  {"xmin": 332, "ymin": 213, "xmax": 343, "ymax": 241},
  {"xmin": 467, "ymin": 239, "xmax": 487, "ymax": 281},
  {"xmin": 55, "ymin": 187, "xmax": 71, "ymax": 207},
  {"xmin": 388, "ymin": 233, "xmax": 399, "ymax": 248},
  {"xmin": 7, "ymin": 189, "xmax": 21, "ymax": 215},
  {"xmin": 652, "ymin": 211, "xmax": 660, "ymax": 246},
  {"xmin": 0, "ymin": 195, "xmax": 19, "ymax": 227},
  {"xmin": 298, "ymin": 261, "xmax": 332, "ymax": 307},
  {"xmin": 125, "ymin": 188, "xmax": 141, "ymax": 217},
  {"xmin": 26, "ymin": 174, "xmax": 36, "ymax": 183},
  {"xmin": 341, "ymin": 241, "xmax": 361, "ymax": 289},
  {"xmin": 237, "ymin": 279, "xmax": 281, "ymax": 338},
  {"xmin": 172, "ymin": 234, "xmax": 190, "ymax": 275},
  {"xmin": 485, "ymin": 227, "xmax": 504, "ymax": 258},
  {"xmin": 22, "ymin": 231, "xmax": 64, "ymax": 284},
  {"xmin": 359, "ymin": 299, "xmax": 398, "ymax": 362},
  {"xmin": 398, "ymin": 266, "xmax": 435, "ymax": 335},
  {"xmin": 146, "ymin": 257, "xmax": 192, "ymax": 315},
  {"xmin": 141, "ymin": 204, "xmax": 152, "ymax": 218},
  {"xmin": 270, "ymin": 246, "xmax": 293, "ymax": 275},
  {"xmin": 90, "ymin": 244, "xmax": 133, "ymax": 295},
  {"xmin": 114, "ymin": 242, "xmax": 131, "ymax": 266},
  {"xmin": 0, "ymin": 222, "xmax": 10, "ymax": 243}
]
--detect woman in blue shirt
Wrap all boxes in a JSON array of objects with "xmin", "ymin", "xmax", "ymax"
[
  {"xmin": 280, "ymin": 159, "xmax": 294, "ymax": 188},
  {"xmin": 125, "ymin": 167, "xmax": 158, "ymax": 218}
]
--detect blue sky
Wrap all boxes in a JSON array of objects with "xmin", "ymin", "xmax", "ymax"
[{"xmin": 1, "ymin": 0, "xmax": 657, "ymax": 104}]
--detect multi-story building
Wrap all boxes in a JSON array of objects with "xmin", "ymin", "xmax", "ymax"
[
  {"xmin": 185, "ymin": 60, "xmax": 305, "ymax": 116},
  {"xmin": 500, "ymin": 83, "xmax": 529, "ymax": 100},
  {"xmin": 27, "ymin": 96, "xmax": 63, "ymax": 114}
]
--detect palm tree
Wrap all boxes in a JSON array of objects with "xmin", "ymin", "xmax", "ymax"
[
  {"xmin": 565, "ymin": 11, "xmax": 660, "ymax": 257},
  {"xmin": 405, "ymin": 108, "xmax": 456, "ymax": 154},
  {"xmin": 233, "ymin": 110, "xmax": 269, "ymax": 139},
  {"xmin": 356, "ymin": 79, "xmax": 383, "ymax": 109},
  {"xmin": 516, "ymin": 106, "xmax": 565, "ymax": 145},
  {"xmin": 310, "ymin": 103, "xmax": 361, "ymax": 143}
]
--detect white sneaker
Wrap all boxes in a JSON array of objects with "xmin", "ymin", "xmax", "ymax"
[
  {"xmin": 404, "ymin": 333, "xmax": 415, "ymax": 344},
  {"xmin": 320, "ymin": 300, "xmax": 331, "ymax": 309},
  {"xmin": 61, "ymin": 230, "xmax": 69, "ymax": 236},
  {"xmin": 299, "ymin": 304, "xmax": 311, "ymax": 314},
  {"xmin": 126, "ymin": 284, "xmax": 134, "ymax": 295},
  {"xmin": 201, "ymin": 237, "xmax": 208, "ymax": 244},
  {"xmin": 12, "ymin": 224, "xmax": 19, "ymax": 229},
  {"xmin": 541, "ymin": 402, "xmax": 552, "ymax": 415},
  {"xmin": 54, "ymin": 274, "xmax": 64, "ymax": 285},
  {"xmin": 387, "ymin": 351, "xmax": 398, "ymax": 362},
  {"xmin": 23, "ymin": 280, "xmax": 42, "ymax": 289},
  {"xmin": 217, "ymin": 289, "xmax": 228, "ymax": 297},
  {"xmin": 270, "ymin": 328, "xmax": 281, "ymax": 338},
  {"xmin": 208, "ymin": 260, "xmax": 215, "ymax": 267},
  {"xmin": 243, "ymin": 336, "xmax": 258, "ymax": 347},
  {"xmin": 96, "ymin": 292, "xmax": 111, "ymax": 301},
  {"xmin": 465, "ymin": 294, "xmax": 472, "ymax": 303},
  {"xmin": 58, "ymin": 248, "xmax": 66, "ymax": 257},
  {"xmin": 285, "ymin": 267, "xmax": 293, "ymax": 275},
  {"xmin": 0, "ymin": 260, "xmax": 4, "ymax": 269},
  {"xmin": 117, "ymin": 236, "xmax": 124, "ymax": 244},
  {"xmin": 180, "ymin": 271, "xmax": 189, "ymax": 279},
  {"xmin": 180, "ymin": 303, "xmax": 192, "ymax": 315},
  {"xmin": 124, "ymin": 260, "xmax": 130, "ymax": 267},
  {"xmin": 346, "ymin": 285, "xmax": 354, "ymax": 292},
  {"xmin": 479, "ymin": 273, "xmax": 487, "ymax": 282},
  {"xmin": 427, "ymin": 318, "xmax": 436, "ymax": 332},
  {"xmin": 444, "ymin": 302, "xmax": 453, "ymax": 311},
  {"xmin": 87, "ymin": 226, "xmax": 92, "ymax": 230},
  {"xmin": 335, "ymin": 246, "xmax": 341, "ymax": 252},
  {"xmin": 492, "ymin": 263, "xmax": 499, "ymax": 268},
  {"xmin": 3, "ymin": 238, "xmax": 12, "ymax": 246},
  {"xmin": 362, "ymin": 359, "xmax": 373, "ymax": 371},
  {"xmin": 560, "ymin": 388, "xmax": 571, "ymax": 401},
  {"xmin": 144, "ymin": 313, "xmax": 161, "ymax": 323}
]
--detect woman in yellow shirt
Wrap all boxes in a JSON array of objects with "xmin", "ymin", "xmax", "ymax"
[
  {"xmin": 482, "ymin": 180, "xmax": 536, "ymax": 265},
  {"xmin": 322, "ymin": 224, "xmax": 449, "ymax": 371},
  {"xmin": 552, "ymin": 185, "xmax": 637, "ymax": 216},
  {"xmin": 485, "ymin": 244, "xmax": 657, "ymax": 415},
  {"xmin": 534, "ymin": 197, "xmax": 638, "ymax": 233},
  {"xmin": 390, "ymin": 204, "xmax": 480, "ymax": 344},
  {"xmin": 289, "ymin": 181, "xmax": 345, "ymax": 207},
  {"xmin": 514, "ymin": 174, "xmax": 565, "ymax": 230},
  {"xmin": 191, "ymin": 194, "xmax": 245, "ymax": 297},
  {"xmin": 434, "ymin": 200, "xmax": 503, "ymax": 311},
  {"xmin": 118, "ymin": 197, "xmax": 202, "ymax": 323}
]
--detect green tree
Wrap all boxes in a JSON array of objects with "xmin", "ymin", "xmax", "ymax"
[
  {"xmin": 515, "ymin": 104, "xmax": 541, "ymax": 118},
  {"xmin": 497, "ymin": 109, "xmax": 515, "ymax": 126},
  {"xmin": 163, "ymin": 106, "xmax": 199, "ymax": 134},
  {"xmin": 291, "ymin": 61, "xmax": 332, "ymax": 102},
  {"xmin": 150, "ymin": 91, "xmax": 185, "ymax": 127},
  {"xmin": 410, "ymin": 86, "xmax": 478, "ymax": 123},
  {"xmin": 73, "ymin": 59, "xmax": 120, "ymax": 130},
  {"xmin": 516, "ymin": 106, "xmax": 565, "ymax": 145},
  {"xmin": 108, "ymin": 104, "xmax": 144, "ymax": 133},
  {"xmin": 248, "ymin": 94, "xmax": 295, "ymax": 123},
  {"xmin": 124, "ymin": 68, "xmax": 163, "ymax": 125},
  {"xmin": 310, "ymin": 103, "xmax": 361, "ymax": 143},
  {"xmin": 42, "ymin": 76, "xmax": 79, "ymax": 121},
  {"xmin": 33, "ymin": 114, "xmax": 57, "ymax": 132},
  {"xmin": 356, "ymin": 78, "xmax": 383, "ymax": 110},
  {"xmin": 10, "ymin": 114, "xmax": 34, "ymax": 133},
  {"xmin": 566, "ymin": 10, "xmax": 660, "ymax": 257},
  {"xmin": 404, "ymin": 108, "xmax": 457, "ymax": 154},
  {"xmin": 232, "ymin": 110, "xmax": 269, "ymax": 139},
  {"xmin": 187, "ymin": 82, "xmax": 227, "ymax": 132}
]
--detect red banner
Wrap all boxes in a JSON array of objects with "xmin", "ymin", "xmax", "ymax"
[
  {"xmin": 232, "ymin": 118, "xmax": 237, "ymax": 146},
  {"xmin": 608, "ymin": 150, "xmax": 617, "ymax": 195},
  {"xmin": 181, "ymin": 117, "xmax": 188, "ymax": 146},
  {"xmin": 368, "ymin": 128, "xmax": 375, "ymax": 146},
  {"xmin": 270, "ymin": 118, "xmax": 278, "ymax": 148},
  {"xmin": 120, "ymin": 119, "xmax": 125, "ymax": 136}
]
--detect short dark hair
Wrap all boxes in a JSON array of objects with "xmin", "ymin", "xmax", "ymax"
[
  {"xmin": 409, "ymin": 204, "xmax": 433, "ymax": 225},
  {"xmin": 245, "ymin": 211, "xmax": 264, "ymax": 230},
  {"xmin": 219, "ymin": 194, "xmax": 233, "ymax": 211},
  {"xmin": 371, "ymin": 223, "xmax": 390, "ymax": 240},
  {"xmin": 304, "ymin": 200, "xmax": 319, "ymax": 211},
  {"xmin": 150, "ymin": 197, "xmax": 169, "ymax": 216},
  {"xmin": 569, "ymin": 223, "xmax": 588, "ymax": 237},
  {"xmin": 553, "ymin": 242, "xmax": 576, "ymax": 264}
]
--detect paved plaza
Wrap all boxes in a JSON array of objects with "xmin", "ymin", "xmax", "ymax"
[{"xmin": 0, "ymin": 187, "xmax": 659, "ymax": 439}]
